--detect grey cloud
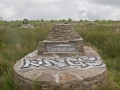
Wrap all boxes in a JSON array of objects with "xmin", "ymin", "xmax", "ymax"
[
  {"xmin": 0, "ymin": 0, "xmax": 120, "ymax": 21},
  {"xmin": 14, "ymin": 0, "xmax": 81, "ymax": 20},
  {"xmin": 88, "ymin": 0, "xmax": 120, "ymax": 7}
]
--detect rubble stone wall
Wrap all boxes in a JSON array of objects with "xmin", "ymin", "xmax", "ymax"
[
  {"xmin": 38, "ymin": 24, "xmax": 85, "ymax": 56},
  {"xmin": 46, "ymin": 24, "xmax": 80, "ymax": 41},
  {"xmin": 14, "ymin": 70, "xmax": 106, "ymax": 90}
]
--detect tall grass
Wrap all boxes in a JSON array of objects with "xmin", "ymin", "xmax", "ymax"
[
  {"xmin": 75, "ymin": 23, "xmax": 120, "ymax": 89},
  {"xmin": 0, "ymin": 21, "xmax": 120, "ymax": 90},
  {"xmin": 0, "ymin": 22, "xmax": 54, "ymax": 90}
]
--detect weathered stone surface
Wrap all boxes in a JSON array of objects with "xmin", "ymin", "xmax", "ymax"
[
  {"xmin": 46, "ymin": 24, "xmax": 80, "ymax": 41},
  {"xmin": 59, "ymin": 73, "xmax": 78, "ymax": 83},
  {"xmin": 37, "ymin": 73, "xmax": 55, "ymax": 82},
  {"xmin": 20, "ymin": 24, "xmax": 34, "ymax": 28},
  {"xmin": 14, "ymin": 46, "xmax": 107, "ymax": 90}
]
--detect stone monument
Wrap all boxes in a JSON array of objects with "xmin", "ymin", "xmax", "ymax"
[
  {"xmin": 14, "ymin": 23, "xmax": 107, "ymax": 90},
  {"xmin": 38, "ymin": 23, "xmax": 84, "ymax": 56},
  {"xmin": 20, "ymin": 19, "xmax": 34, "ymax": 29}
]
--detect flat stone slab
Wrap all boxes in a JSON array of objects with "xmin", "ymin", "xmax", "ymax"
[{"xmin": 14, "ymin": 46, "xmax": 107, "ymax": 90}]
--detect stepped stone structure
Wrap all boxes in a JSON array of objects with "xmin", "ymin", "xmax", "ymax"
[
  {"xmin": 38, "ymin": 23, "xmax": 84, "ymax": 56},
  {"xmin": 46, "ymin": 23, "xmax": 80, "ymax": 41},
  {"xmin": 14, "ymin": 23, "xmax": 107, "ymax": 90}
]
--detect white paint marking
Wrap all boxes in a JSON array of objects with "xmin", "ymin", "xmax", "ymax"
[{"xmin": 53, "ymin": 74, "xmax": 59, "ymax": 83}]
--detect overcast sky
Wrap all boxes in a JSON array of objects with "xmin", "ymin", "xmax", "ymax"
[{"xmin": 0, "ymin": 0, "xmax": 120, "ymax": 21}]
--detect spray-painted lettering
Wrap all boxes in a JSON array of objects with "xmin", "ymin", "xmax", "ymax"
[{"xmin": 20, "ymin": 56, "xmax": 104, "ymax": 69}]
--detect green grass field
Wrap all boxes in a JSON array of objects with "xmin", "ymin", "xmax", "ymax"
[{"xmin": 0, "ymin": 21, "xmax": 120, "ymax": 90}]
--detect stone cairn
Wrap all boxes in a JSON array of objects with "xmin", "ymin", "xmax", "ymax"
[
  {"xmin": 14, "ymin": 23, "xmax": 107, "ymax": 90},
  {"xmin": 38, "ymin": 23, "xmax": 84, "ymax": 56},
  {"xmin": 20, "ymin": 19, "xmax": 34, "ymax": 29}
]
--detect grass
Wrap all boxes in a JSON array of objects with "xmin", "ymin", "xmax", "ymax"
[
  {"xmin": 0, "ymin": 21, "xmax": 120, "ymax": 90},
  {"xmin": 75, "ymin": 23, "xmax": 120, "ymax": 90}
]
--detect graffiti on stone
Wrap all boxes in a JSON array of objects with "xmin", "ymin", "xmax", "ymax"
[{"xmin": 19, "ymin": 56, "xmax": 104, "ymax": 70}]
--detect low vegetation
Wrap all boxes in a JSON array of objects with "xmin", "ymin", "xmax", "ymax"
[{"xmin": 0, "ymin": 20, "xmax": 120, "ymax": 90}]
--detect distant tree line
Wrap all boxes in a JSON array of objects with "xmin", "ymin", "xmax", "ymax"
[{"xmin": 0, "ymin": 17, "xmax": 119, "ymax": 24}]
